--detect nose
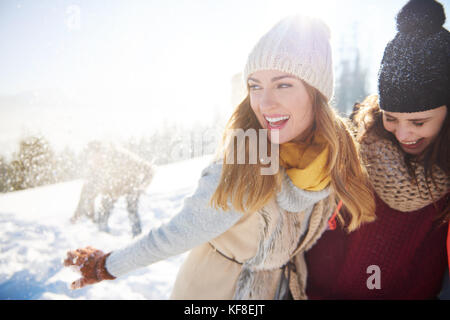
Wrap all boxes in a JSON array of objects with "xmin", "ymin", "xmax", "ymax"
[
  {"xmin": 259, "ymin": 89, "xmax": 277, "ymax": 112},
  {"xmin": 395, "ymin": 123, "xmax": 413, "ymax": 142}
]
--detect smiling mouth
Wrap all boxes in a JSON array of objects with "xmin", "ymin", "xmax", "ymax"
[
  {"xmin": 264, "ymin": 115, "xmax": 290, "ymax": 129},
  {"xmin": 399, "ymin": 138, "xmax": 425, "ymax": 149}
]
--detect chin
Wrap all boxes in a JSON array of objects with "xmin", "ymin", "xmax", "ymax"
[
  {"xmin": 264, "ymin": 129, "xmax": 279, "ymax": 144},
  {"xmin": 400, "ymin": 147, "xmax": 422, "ymax": 155},
  {"xmin": 400, "ymin": 143, "xmax": 429, "ymax": 156},
  {"xmin": 268, "ymin": 132, "xmax": 292, "ymax": 145},
  {"xmin": 267, "ymin": 136, "xmax": 282, "ymax": 145}
]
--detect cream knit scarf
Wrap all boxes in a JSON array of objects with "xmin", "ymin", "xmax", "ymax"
[{"xmin": 359, "ymin": 130, "xmax": 449, "ymax": 212}]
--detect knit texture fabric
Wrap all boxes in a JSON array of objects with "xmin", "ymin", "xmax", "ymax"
[
  {"xmin": 276, "ymin": 171, "xmax": 330, "ymax": 214},
  {"xmin": 378, "ymin": 0, "xmax": 450, "ymax": 113},
  {"xmin": 304, "ymin": 123, "xmax": 450, "ymax": 299},
  {"xmin": 359, "ymin": 130, "xmax": 450, "ymax": 212},
  {"xmin": 305, "ymin": 192, "xmax": 449, "ymax": 299},
  {"xmin": 279, "ymin": 133, "xmax": 331, "ymax": 191},
  {"xmin": 243, "ymin": 14, "xmax": 334, "ymax": 101},
  {"xmin": 105, "ymin": 161, "xmax": 330, "ymax": 278}
]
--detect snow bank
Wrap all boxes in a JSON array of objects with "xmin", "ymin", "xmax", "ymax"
[{"xmin": 0, "ymin": 155, "xmax": 213, "ymax": 300}]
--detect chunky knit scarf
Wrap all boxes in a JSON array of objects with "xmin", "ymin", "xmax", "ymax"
[{"xmin": 359, "ymin": 130, "xmax": 449, "ymax": 212}]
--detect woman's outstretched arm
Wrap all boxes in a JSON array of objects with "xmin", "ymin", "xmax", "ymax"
[{"xmin": 64, "ymin": 161, "xmax": 242, "ymax": 289}]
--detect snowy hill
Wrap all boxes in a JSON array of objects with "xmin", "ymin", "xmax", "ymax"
[{"xmin": 0, "ymin": 155, "xmax": 213, "ymax": 300}]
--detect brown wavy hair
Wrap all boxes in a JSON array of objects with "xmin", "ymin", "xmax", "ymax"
[
  {"xmin": 350, "ymin": 94, "xmax": 450, "ymax": 222},
  {"xmin": 209, "ymin": 82, "xmax": 376, "ymax": 232}
]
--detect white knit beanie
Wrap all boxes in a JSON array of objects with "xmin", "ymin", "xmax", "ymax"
[{"xmin": 243, "ymin": 15, "xmax": 334, "ymax": 101}]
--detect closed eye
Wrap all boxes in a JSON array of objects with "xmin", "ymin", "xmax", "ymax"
[{"xmin": 413, "ymin": 122, "xmax": 425, "ymax": 127}]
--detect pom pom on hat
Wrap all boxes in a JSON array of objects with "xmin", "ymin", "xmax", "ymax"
[
  {"xmin": 378, "ymin": 0, "xmax": 450, "ymax": 113},
  {"xmin": 396, "ymin": 0, "xmax": 446, "ymax": 35}
]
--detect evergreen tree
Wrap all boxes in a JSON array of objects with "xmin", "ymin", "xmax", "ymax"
[
  {"xmin": 334, "ymin": 25, "xmax": 369, "ymax": 115},
  {"xmin": 0, "ymin": 156, "xmax": 12, "ymax": 192},
  {"xmin": 9, "ymin": 136, "xmax": 56, "ymax": 190}
]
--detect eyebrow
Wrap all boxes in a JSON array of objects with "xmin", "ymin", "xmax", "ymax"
[
  {"xmin": 384, "ymin": 114, "xmax": 432, "ymax": 122},
  {"xmin": 247, "ymin": 75, "xmax": 298, "ymax": 83}
]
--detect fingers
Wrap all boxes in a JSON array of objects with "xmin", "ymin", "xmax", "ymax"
[
  {"xmin": 63, "ymin": 249, "xmax": 88, "ymax": 267},
  {"xmin": 64, "ymin": 251, "xmax": 77, "ymax": 267},
  {"xmin": 64, "ymin": 246, "xmax": 101, "ymax": 267},
  {"xmin": 64, "ymin": 246, "xmax": 103, "ymax": 290},
  {"xmin": 71, "ymin": 278, "xmax": 82, "ymax": 290},
  {"xmin": 71, "ymin": 276, "xmax": 97, "ymax": 290},
  {"xmin": 71, "ymin": 277, "xmax": 88, "ymax": 290}
]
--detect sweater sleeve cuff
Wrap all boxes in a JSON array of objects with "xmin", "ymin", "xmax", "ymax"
[{"xmin": 98, "ymin": 252, "xmax": 116, "ymax": 280}]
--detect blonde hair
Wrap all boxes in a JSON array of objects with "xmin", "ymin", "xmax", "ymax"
[{"xmin": 210, "ymin": 82, "xmax": 376, "ymax": 232}]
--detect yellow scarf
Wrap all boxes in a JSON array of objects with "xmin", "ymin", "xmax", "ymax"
[{"xmin": 279, "ymin": 133, "xmax": 331, "ymax": 191}]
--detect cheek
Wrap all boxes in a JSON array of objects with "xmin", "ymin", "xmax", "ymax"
[
  {"xmin": 294, "ymin": 101, "xmax": 314, "ymax": 123},
  {"xmin": 420, "ymin": 125, "xmax": 441, "ymax": 139},
  {"xmin": 249, "ymin": 97, "xmax": 265, "ymax": 126},
  {"xmin": 290, "ymin": 102, "xmax": 314, "ymax": 136},
  {"xmin": 249, "ymin": 96, "xmax": 256, "ymax": 112},
  {"xmin": 382, "ymin": 119, "xmax": 395, "ymax": 133},
  {"xmin": 249, "ymin": 97, "xmax": 259, "ymax": 116}
]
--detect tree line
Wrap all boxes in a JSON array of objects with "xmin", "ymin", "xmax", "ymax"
[{"xmin": 0, "ymin": 120, "xmax": 223, "ymax": 193}]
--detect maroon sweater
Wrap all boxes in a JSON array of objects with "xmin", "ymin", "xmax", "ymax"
[{"xmin": 305, "ymin": 192, "xmax": 449, "ymax": 300}]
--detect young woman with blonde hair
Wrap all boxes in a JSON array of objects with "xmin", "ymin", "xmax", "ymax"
[
  {"xmin": 63, "ymin": 14, "xmax": 375, "ymax": 300},
  {"xmin": 305, "ymin": 0, "xmax": 450, "ymax": 299}
]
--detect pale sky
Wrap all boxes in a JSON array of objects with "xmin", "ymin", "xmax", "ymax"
[{"xmin": 0, "ymin": 0, "xmax": 449, "ymax": 154}]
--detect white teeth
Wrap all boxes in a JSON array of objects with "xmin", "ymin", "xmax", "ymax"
[
  {"xmin": 265, "ymin": 115, "xmax": 289, "ymax": 123},
  {"xmin": 402, "ymin": 140, "xmax": 418, "ymax": 145}
]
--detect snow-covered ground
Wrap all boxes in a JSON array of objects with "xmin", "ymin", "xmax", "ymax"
[{"xmin": 0, "ymin": 155, "xmax": 213, "ymax": 300}]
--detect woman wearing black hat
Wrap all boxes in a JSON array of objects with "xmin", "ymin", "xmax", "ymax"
[{"xmin": 304, "ymin": 0, "xmax": 450, "ymax": 299}]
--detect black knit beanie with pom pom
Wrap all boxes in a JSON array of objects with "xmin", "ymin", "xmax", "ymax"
[{"xmin": 378, "ymin": 0, "xmax": 450, "ymax": 113}]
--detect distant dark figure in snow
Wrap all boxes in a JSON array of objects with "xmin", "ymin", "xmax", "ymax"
[{"xmin": 71, "ymin": 141, "xmax": 155, "ymax": 237}]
